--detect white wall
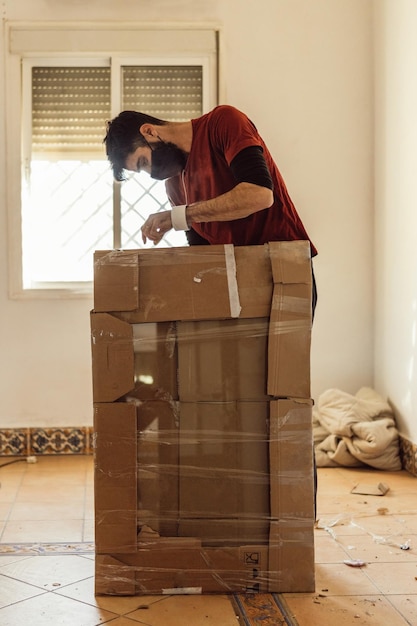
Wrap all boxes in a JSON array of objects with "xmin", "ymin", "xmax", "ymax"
[
  {"xmin": 374, "ymin": 0, "xmax": 417, "ymax": 441},
  {"xmin": 0, "ymin": 0, "xmax": 376, "ymax": 429}
]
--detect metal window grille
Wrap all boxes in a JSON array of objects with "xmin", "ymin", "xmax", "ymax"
[{"xmin": 119, "ymin": 65, "xmax": 202, "ymax": 250}]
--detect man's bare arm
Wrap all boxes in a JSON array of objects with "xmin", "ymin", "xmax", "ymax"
[{"xmin": 141, "ymin": 182, "xmax": 273, "ymax": 244}]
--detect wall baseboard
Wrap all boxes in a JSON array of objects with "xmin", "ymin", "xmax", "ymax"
[{"xmin": 0, "ymin": 427, "xmax": 93, "ymax": 456}]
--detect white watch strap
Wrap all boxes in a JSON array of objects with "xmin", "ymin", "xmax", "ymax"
[{"xmin": 171, "ymin": 205, "xmax": 190, "ymax": 231}]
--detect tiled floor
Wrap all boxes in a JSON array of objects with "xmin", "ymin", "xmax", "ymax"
[{"xmin": 0, "ymin": 455, "xmax": 416, "ymax": 625}]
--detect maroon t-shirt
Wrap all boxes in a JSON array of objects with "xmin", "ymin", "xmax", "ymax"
[{"xmin": 165, "ymin": 105, "xmax": 317, "ymax": 255}]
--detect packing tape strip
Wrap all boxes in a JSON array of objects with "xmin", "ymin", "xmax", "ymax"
[
  {"xmin": 224, "ymin": 244, "xmax": 241, "ymax": 318},
  {"xmin": 163, "ymin": 587, "xmax": 202, "ymax": 595}
]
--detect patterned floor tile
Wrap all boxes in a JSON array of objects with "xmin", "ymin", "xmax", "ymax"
[
  {"xmin": 0, "ymin": 591, "xmax": 118, "ymax": 626},
  {"xmin": 232, "ymin": 593, "xmax": 291, "ymax": 626}
]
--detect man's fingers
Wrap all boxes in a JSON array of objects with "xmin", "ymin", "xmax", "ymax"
[
  {"xmin": 141, "ymin": 211, "xmax": 171, "ymax": 245},
  {"xmin": 141, "ymin": 226, "xmax": 161, "ymax": 244}
]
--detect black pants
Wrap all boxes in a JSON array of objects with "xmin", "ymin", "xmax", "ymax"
[
  {"xmin": 311, "ymin": 263, "xmax": 318, "ymax": 519},
  {"xmin": 312, "ymin": 262, "xmax": 318, "ymax": 321}
]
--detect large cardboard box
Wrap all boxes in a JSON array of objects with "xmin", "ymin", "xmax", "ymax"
[{"xmin": 91, "ymin": 241, "xmax": 315, "ymax": 595}]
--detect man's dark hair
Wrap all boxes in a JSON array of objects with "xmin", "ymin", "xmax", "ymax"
[{"xmin": 103, "ymin": 110, "xmax": 168, "ymax": 181}]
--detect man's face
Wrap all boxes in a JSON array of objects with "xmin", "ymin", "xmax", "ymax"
[{"xmin": 125, "ymin": 138, "xmax": 187, "ymax": 180}]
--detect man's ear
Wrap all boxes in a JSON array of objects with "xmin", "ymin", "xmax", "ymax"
[{"xmin": 139, "ymin": 123, "xmax": 157, "ymax": 138}]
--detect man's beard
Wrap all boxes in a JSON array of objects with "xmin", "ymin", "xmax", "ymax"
[{"xmin": 150, "ymin": 140, "xmax": 188, "ymax": 180}]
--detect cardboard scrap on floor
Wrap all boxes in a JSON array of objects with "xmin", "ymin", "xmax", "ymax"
[{"xmin": 350, "ymin": 482, "xmax": 390, "ymax": 496}]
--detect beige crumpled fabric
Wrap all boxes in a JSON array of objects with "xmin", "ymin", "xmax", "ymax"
[{"xmin": 313, "ymin": 387, "xmax": 401, "ymax": 470}]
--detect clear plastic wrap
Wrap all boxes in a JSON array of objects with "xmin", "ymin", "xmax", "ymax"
[{"xmin": 91, "ymin": 242, "xmax": 315, "ymax": 595}]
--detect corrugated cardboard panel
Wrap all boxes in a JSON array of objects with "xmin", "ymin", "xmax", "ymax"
[
  {"xmin": 268, "ymin": 521, "xmax": 315, "ymax": 592},
  {"xmin": 91, "ymin": 316, "xmax": 178, "ymax": 403},
  {"xmin": 177, "ymin": 319, "xmax": 269, "ymax": 401},
  {"xmin": 178, "ymin": 401, "xmax": 270, "ymax": 545},
  {"xmin": 137, "ymin": 400, "xmax": 179, "ymax": 536},
  {"xmin": 95, "ymin": 555, "xmax": 136, "ymax": 596},
  {"xmin": 94, "ymin": 250, "xmax": 140, "ymax": 312},
  {"xmin": 234, "ymin": 244, "xmax": 273, "ymax": 318},
  {"xmin": 178, "ymin": 401, "xmax": 269, "ymax": 515},
  {"xmin": 94, "ymin": 246, "xmax": 236, "ymax": 320},
  {"xmin": 94, "ymin": 403, "xmax": 138, "ymax": 554},
  {"xmin": 93, "ymin": 243, "xmax": 312, "ymax": 321},
  {"xmin": 267, "ymin": 283, "xmax": 312, "ymax": 398},
  {"xmin": 268, "ymin": 398, "xmax": 315, "ymax": 592},
  {"xmin": 130, "ymin": 322, "xmax": 178, "ymax": 402},
  {"xmin": 269, "ymin": 399, "xmax": 315, "ymax": 519},
  {"xmin": 95, "ymin": 544, "xmax": 269, "ymax": 595},
  {"xmin": 91, "ymin": 313, "xmax": 134, "ymax": 403},
  {"xmin": 269, "ymin": 240, "xmax": 312, "ymax": 285},
  {"xmin": 266, "ymin": 240, "xmax": 312, "ymax": 398}
]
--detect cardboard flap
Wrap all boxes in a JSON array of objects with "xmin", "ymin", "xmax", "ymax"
[
  {"xmin": 91, "ymin": 312, "xmax": 134, "ymax": 402},
  {"xmin": 137, "ymin": 400, "xmax": 179, "ymax": 537},
  {"xmin": 267, "ymin": 283, "xmax": 312, "ymax": 398},
  {"xmin": 269, "ymin": 399, "xmax": 315, "ymax": 519},
  {"xmin": 269, "ymin": 241, "xmax": 312, "ymax": 285},
  {"xmin": 178, "ymin": 401, "xmax": 269, "ymax": 524},
  {"xmin": 95, "ymin": 544, "xmax": 269, "ymax": 594},
  {"xmin": 94, "ymin": 403, "xmax": 138, "ymax": 554},
  {"xmin": 94, "ymin": 246, "xmax": 243, "ymax": 321},
  {"xmin": 234, "ymin": 244, "xmax": 273, "ymax": 318},
  {"xmin": 95, "ymin": 554, "xmax": 136, "ymax": 595},
  {"xmin": 94, "ymin": 250, "xmax": 139, "ymax": 312},
  {"xmin": 177, "ymin": 319, "xmax": 270, "ymax": 402},
  {"xmin": 351, "ymin": 482, "xmax": 390, "ymax": 496}
]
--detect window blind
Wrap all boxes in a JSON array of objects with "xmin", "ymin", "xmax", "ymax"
[
  {"xmin": 31, "ymin": 65, "xmax": 203, "ymax": 157},
  {"xmin": 31, "ymin": 66, "xmax": 111, "ymax": 156},
  {"xmin": 122, "ymin": 66, "xmax": 203, "ymax": 121}
]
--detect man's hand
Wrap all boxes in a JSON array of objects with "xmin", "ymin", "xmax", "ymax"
[{"xmin": 141, "ymin": 211, "xmax": 173, "ymax": 245}]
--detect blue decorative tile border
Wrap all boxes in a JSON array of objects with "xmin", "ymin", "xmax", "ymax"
[
  {"xmin": 0, "ymin": 430, "xmax": 29, "ymax": 456},
  {"xmin": 0, "ymin": 428, "xmax": 416, "ymax": 477},
  {"xmin": 0, "ymin": 542, "xmax": 95, "ymax": 555},
  {"xmin": 0, "ymin": 427, "xmax": 93, "ymax": 456}
]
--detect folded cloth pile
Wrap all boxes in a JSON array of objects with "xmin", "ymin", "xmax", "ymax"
[{"xmin": 313, "ymin": 387, "xmax": 402, "ymax": 470}]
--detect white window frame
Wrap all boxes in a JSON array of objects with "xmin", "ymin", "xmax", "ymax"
[{"xmin": 5, "ymin": 22, "xmax": 219, "ymax": 300}]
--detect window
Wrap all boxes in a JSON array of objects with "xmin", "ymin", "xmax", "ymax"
[{"xmin": 6, "ymin": 24, "xmax": 218, "ymax": 297}]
